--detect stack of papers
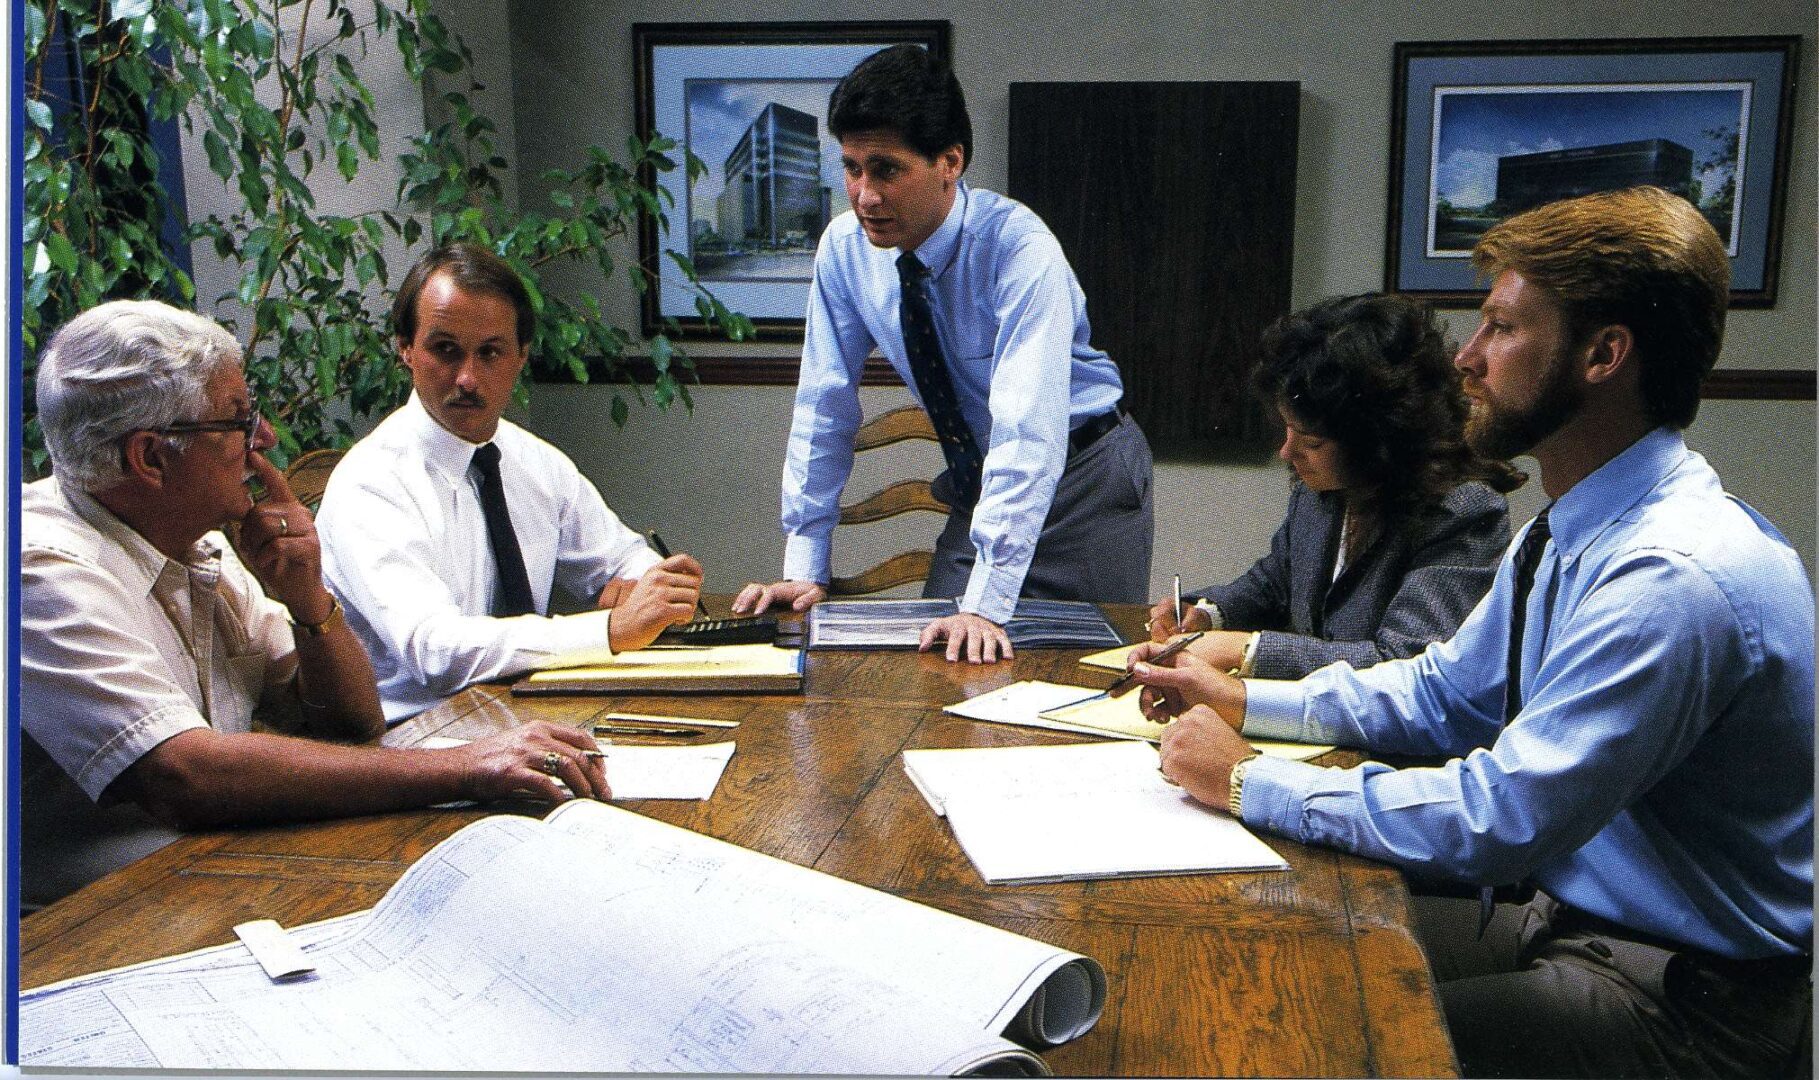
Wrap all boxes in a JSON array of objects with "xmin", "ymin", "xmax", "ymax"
[
  {"xmin": 944, "ymin": 680, "xmax": 1335, "ymax": 760},
  {"xmin": 903, "ymin": 741, "xmax": 1290, "ymax": 884},
  {"xmin": 513, "ymin": 643, "xmax": 803, "ymax": 695}
]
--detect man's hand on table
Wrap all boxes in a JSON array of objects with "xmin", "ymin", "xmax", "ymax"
[
  {"xmin": 452, "ymin": 721, "xmax": 610, "ymax": 803},
  {"xmin": 919, "ymin": 612, "xmax": 1013, "ymax": 664},
  {"xmin": 731, "ymin": 579, "xmax": 826, "ymax": 614},
  {"xmin": 1159, "ymin": 705, "xmax": 1256, "ymax": 811}
]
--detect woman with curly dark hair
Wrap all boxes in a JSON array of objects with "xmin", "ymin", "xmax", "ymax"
[{"xmin": 1148, "ymin": 292, "xmax": 1526, "ymax": 679}]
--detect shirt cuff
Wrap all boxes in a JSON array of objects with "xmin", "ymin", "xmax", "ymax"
[
  {"xmin": 782, "ymin": 533, "xmax": 832, "ymax": 586},
  {"xmin": 1194, "ymin": 598, "xmax": 1224, "ymax": 629},
  {"xmin": 519, "ymin": 608, "xmax": 617, "ymax": 668},
  {"xmin": 1239, "ymin": 678, "xmax": 1320, "ymax": 741},
  {"xmin": 1234, "ymin": 753, "xmax": 1324, "ymax": 838},
  {"xmin": 960, "ymin": 570, "xmax": 1019, "ymax": 626}
]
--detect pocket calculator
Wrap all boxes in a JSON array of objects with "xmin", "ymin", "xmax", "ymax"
[{"xmin": 659, "ymin": 615, "xmax": 780, "ymax": 645}]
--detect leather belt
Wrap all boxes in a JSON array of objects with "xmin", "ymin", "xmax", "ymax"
[{"xmin": 1068, "ymin": 406, "xmax": 1125, "ymax": 457}]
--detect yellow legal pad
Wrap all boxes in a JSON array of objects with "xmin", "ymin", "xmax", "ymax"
[{"xmin": 513, "ymin": 644, "xmax": 804, "ymax": 696}]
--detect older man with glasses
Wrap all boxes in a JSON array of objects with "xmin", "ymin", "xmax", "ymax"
[{"xmin": 21, "ymin": 299, "xmax": 610, "ymax": 910}]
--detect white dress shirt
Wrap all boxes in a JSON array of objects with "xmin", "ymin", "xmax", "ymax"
[
  {"xmin": 20, "ymin": 476, "xmax": 298, "ymax": 907},
  {"xmin": 318, "ymin": 393, "xmax": 660, "ymax": 721}
]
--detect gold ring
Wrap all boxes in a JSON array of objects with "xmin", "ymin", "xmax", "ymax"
[
  {"xmin": 541, "ymin": 751, "xmax": 563, "ymax": 775},
  {"xmin": 1158, "ymin": 767, "xmax": 1181, "ymax": 787}
]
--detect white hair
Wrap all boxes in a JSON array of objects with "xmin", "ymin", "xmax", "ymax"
[{"xmin": 36, "ymin": 299, "xmax": 244, "ymax": 493}]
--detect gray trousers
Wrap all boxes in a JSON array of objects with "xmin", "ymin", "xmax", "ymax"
[
  {"xmin": 1413, "ymin": 892, "xmax": 1812, "ymax": 1078},
  {"xmin": 925, "ymin": 412, "xmax": 1154, "ymax": 606}
]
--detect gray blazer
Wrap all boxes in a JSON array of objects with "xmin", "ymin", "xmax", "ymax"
[{"xmin": 1195, "ymin": 480, "xmax": 1510, "ymax": 679}]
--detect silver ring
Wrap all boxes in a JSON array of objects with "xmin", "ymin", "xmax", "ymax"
[
  {"xmin": 1158, "ymin": 767, "xmax": 1181, "ymax": 787},
  {"xmin": 541, "ymin": 751, "xmax": 563, "ymax": 775},
  {"xmin": 277, "ymin": 516, "xmax": 289, "ymax": 537}
]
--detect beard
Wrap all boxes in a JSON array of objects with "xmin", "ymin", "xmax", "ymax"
[{"xmin": 1465, "ymin": 345, "xmax": 1583, "ymax": 461}]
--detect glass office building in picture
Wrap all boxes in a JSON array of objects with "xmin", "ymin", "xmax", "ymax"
[
  {"xmin": 717, "ymin": 103, "xmax": 826, "ymax": 249},
  {"xmin": 1494, "ymin": 138, "xmax": 1695, "ymax": 213}
]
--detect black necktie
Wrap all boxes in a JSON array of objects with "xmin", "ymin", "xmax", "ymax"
[
  {"xmin": 472, "ymin": 442, "xmax": 536, "ymax": 617},
  {"xmin": 897, "ymin": 252, "xmax": 984, "ymax": 507},
  {"xmin": 1481, "ymin": 505, "xmax": 1552, "ymax": 935},
  {"xmin": 1504, "ymin": 507, "xmax": 1553, "ymax": 724}
]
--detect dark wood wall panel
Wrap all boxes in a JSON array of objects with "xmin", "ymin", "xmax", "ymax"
[{"xmin": 1008, "ymin": 82, "xmax": 1299, "ymax": 458}]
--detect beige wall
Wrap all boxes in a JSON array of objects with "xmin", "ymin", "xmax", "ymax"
[{"xmin": 482, "ymin": 0, "xmax": 1815, "ymax": 595}]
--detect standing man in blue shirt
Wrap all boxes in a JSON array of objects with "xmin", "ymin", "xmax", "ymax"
[
  {"xmin": 733, "ymin": 45, "xmax": 1154, "ymax": 663},
  {"xmin": 1123, "ymin": 186, "xmax": 1812, "ymax": 1077}
]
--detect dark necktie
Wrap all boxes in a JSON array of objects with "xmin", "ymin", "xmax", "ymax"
[
  {"xmin": 1504, "ymin": 507, "xmax": 1553, "ymax": 724},
  {"xmin": 897, "ymin": 252, "xmax": 984, "ymax": 507},
  {"xmin": 471, "ymin": 442, "xmax": 537, "ymax": 617},
  {"xmin": 1481, "ymin": 506, "xmax": 1552, "ymax": 935}
]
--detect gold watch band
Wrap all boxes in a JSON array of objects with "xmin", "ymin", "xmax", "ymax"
[
  {"xmin": 1228, "ymin": 752, "xmax": 1261, "ymax": 818},
  {"xmin": 293, "ymin": 594, "xmax": 344, "ymax": 638}
]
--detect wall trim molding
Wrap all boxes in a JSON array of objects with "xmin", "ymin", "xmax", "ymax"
[
  {"xmin": 1701, "ymin": 368, "xmax": 1816, "ymax": 401},
  {"xmin": 546, "ymin": 362, "xmax": 1813, "ymax": 401}
]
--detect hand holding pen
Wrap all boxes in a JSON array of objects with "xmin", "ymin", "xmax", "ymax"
[{"xmin": 1110, "ymin": 630, "xmax": 1245, "ymax": 726}]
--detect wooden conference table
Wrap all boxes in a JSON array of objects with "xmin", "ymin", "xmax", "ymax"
[{"xmin": 20, "ymin": 605, "xmax": 1457, "ymax": 1077}]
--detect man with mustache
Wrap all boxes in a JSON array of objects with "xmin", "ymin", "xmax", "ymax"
[
  {"xmin": 734, "ymin": 45, "xmax": 1154, "ymax": 662},
  {"xmin": 1121, "ymin": 187, "xmax": 1812, "ymax": 1077},
  {"xmin": 318, "ymin": 244, "xmax": 702, "ymax": 722},
  {"xmin": 21, "ymin": 300, "xmax": 608, "ymax": 909}
]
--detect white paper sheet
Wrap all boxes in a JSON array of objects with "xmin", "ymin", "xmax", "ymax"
[{"xmin": 903, "ymin": 741, "xmax": 1290, "ymax": 884}]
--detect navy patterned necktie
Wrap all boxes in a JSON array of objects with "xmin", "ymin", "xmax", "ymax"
[
  {"xmin": 472, "ymin": 442, "xmax": 537, "ymax": 617},
  {"xmin": 897, "ymin": 252, "xmax": 984, "ymax": 507},
  {"xmin": 1504, "ymin": 507, "xmax": 1553, "ymax": 724},
  {"xmin": 1480, "ymin": 505, "xmax": 1553, "ymax": 936}
]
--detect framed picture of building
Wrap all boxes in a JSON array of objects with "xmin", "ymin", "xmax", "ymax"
[
  {"xmin": 1386, "ymin": 37, "xmax": 1799, "ymax": 307},
  {"xmin": 634, "ymin": 21, "xmax": 952, "ymax": 344}
]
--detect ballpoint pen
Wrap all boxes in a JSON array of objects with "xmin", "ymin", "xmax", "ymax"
[
  {"xmin": 1173, "ymin": 574, "xmax": 1183, "ymax": 630},
  {"xmin": 593, "ymin": 723, "xmax": 704, "ymax": 738},
  {"xmin": 1105, "ymin": 629, "xmax": 1204, "ymax": 696},
  {"xmin": 1055, "ymin": 630, "xmax": 1206, "ymax": 709},
  {"xmin": 647, "ymin": 530, "xmax": 710, "ymax": 618}
]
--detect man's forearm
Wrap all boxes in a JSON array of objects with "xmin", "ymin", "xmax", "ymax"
[{"xmin": 291, "ymin": 609, "xmax": 385, "ymax": 742}]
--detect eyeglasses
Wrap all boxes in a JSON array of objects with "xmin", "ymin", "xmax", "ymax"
[{"xmin": 160, "ymin": 397, "xmax": 264, "ymax": 445}]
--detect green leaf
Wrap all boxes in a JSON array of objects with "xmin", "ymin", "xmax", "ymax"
[
  {"xmin": 102, "ymin": 129, "xmax": 136, "ymax": 170},
  {"xmin": 337, "ymin": 141, "xmax": 359, "ymax": 181},
  {"xmin": 43, "ymin": 232, "xmax": 78, "ymax": 275},
  {"xmin": 649, "ymin": 334, "xmax": 673, "ymax": 374},
  {"xmin": 204, "ymin": 129, "xmax": 233, "ymax": 180},
  {"xmin": 25, "ymin": 99, "xmax": 53, "ymax": 133},
  {"xmin": 611, "ymin": 395, "xmax": 629, "ymax": 427}
]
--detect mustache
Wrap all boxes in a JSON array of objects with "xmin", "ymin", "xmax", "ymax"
[{"xmin": 443, "ymin": 389, "xmax": 486, "ymax": 409}]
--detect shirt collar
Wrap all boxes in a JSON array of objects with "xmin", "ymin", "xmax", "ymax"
[
  {"xmin": 57, "ymin": 478, "xmax": 219, "ymax": 597},
  {"xmin": 906, "ymin": 179, "xmax": 968, "ymax": 280},
  {"xmin": 404, "ymin": 391, "xmax": 488, "ymax": 487},
  {"xmin": 1546, "ymin": 426, "xmax": 1689, "ymax": 562}
]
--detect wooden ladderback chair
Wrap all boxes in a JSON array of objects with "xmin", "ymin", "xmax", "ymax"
[
  {"xmin": 282, "ymin": 448, "xmax": 344, "ymax": 513},
  {"xmin": 828, "ymin": 406, "xmax": 950, "ymax": 596}
]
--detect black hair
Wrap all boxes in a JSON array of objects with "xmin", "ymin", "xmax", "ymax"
[{"xmin": 827, "ymin": 44, "xmax": 971, "ymax": 167}]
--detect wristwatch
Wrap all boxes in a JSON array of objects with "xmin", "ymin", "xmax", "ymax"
[{"xmin": 292, "ymin": 594, "xmax": 344, "ymax": 638}]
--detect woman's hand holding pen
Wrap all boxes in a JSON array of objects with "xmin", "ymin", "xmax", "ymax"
[
  {"xmin": 1147, "ymin": 597, "xmax": 1213, "ymax": 641},
  {"xmin": 1112, "ymin": 637, "xmax": 1248, "ymax": 727}
]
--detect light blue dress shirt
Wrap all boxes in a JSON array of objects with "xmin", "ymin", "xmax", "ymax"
[
  {"xmin": 1242, "ymin": 427, "xmax": 1813, "ymax": 960},
  {"xmin": 781, "ymin": 182, "xmax": 1125, "ymax": 623}
]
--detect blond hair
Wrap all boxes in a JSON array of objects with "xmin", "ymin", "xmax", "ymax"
[{"xmin": 1472, "ymin": 186, "xmax": 1729, "ymax": 429}]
